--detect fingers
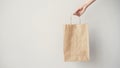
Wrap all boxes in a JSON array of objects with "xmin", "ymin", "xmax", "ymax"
[
  {"xmin": 73, "ymin": 13, "xmax": 80, "ymax": 17},
  {"xmin": 73, "ymin": 8, "xmax": 84, "ymax": 17},
  {"xmin": 76, "ymin": 8, "xmax": 83, "ymax": 13},
  {"xmin": 73, "ymin": 7, "xmax": 86, "ymax": 17}
]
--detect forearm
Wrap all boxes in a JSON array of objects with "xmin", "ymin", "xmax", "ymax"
[{"xmin": 84, "ymin": 0, "xmax": 96, "ymax": 8}]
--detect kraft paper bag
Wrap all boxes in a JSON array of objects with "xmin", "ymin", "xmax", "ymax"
[{"xmin": 64, "ymin": 24, "xmax": 90, "ymax": 62}]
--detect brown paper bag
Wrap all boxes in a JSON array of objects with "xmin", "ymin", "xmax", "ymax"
[{"xmin": 64, "ymin": 24, "xmax": 90, "ymax": 62}]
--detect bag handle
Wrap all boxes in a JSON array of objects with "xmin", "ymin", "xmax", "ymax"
[{"xmin": 70, "ymin": 15, "xmax": 81, "ymax": 24}]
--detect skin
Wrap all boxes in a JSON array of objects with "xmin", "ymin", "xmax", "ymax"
[{"xmin": 73, "ymin": 0, "xmax": 96, "ymax": 17}]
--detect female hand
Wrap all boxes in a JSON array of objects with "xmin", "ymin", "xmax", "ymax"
[
  {"xmin": 73, "ymin": 0, "xmax": 96, "ymax": 17},
  {"xmin": 73, "ymin": 4, "xmax": 87, "ymax": 17}
]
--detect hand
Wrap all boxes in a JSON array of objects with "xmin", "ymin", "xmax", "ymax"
[{"xmin": 73, "ymin": 4, "xmax": 87, "ymax": 17}]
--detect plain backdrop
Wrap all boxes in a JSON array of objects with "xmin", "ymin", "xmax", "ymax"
[{"xmin": 0, "ymin": 0, "xmax": 120, "ymax": 68}]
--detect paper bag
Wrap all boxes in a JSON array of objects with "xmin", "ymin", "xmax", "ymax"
[{"xmin": 64, "ymin": 24, "xmax": 90, "ymax": 62}]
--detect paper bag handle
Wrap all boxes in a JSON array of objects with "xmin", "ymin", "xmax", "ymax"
[{"xmin": 70, "ymin": 15, "xmax": 81, "ymax": 24}]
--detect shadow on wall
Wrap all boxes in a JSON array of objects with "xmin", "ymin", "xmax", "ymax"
[{"xmin": 89, "ymin": 28, "xmax": 101, "ymax": 63}]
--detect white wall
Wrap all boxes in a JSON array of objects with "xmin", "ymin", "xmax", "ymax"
[{"xmin": 0, "ymin": 0, "xmax": 120, "ymax": 68}]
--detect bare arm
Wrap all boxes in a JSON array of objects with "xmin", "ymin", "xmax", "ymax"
[{"xmin": 74, "ymin": 0, "xmax": 96, "ymax": 16}]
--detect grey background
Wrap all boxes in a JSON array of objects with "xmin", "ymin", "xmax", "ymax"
[{"xmin": 0, "ymin": 0, "xmax": 120, "ymax": 68}]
